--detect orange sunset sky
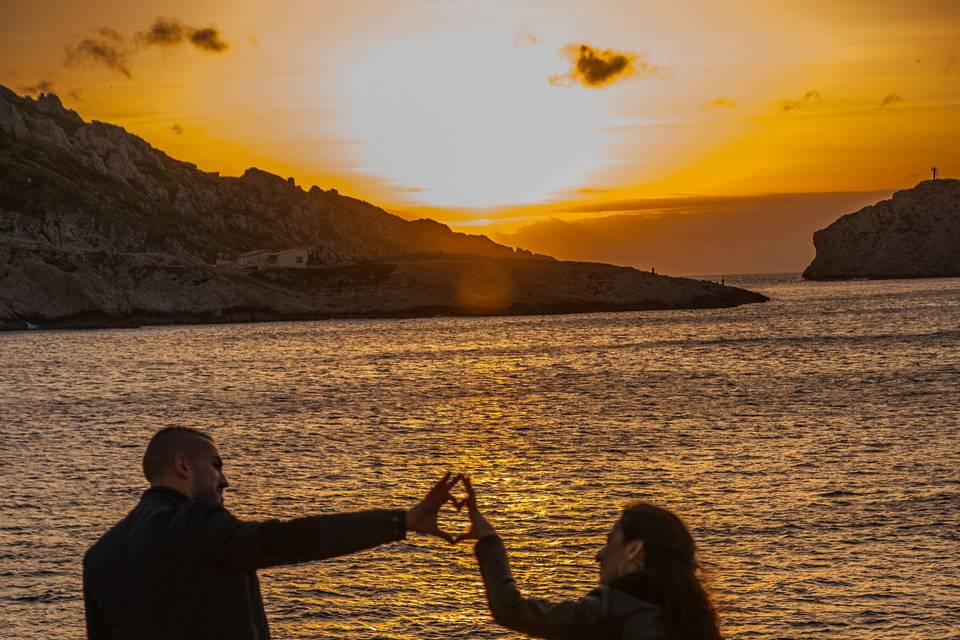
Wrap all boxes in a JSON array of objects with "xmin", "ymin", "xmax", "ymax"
[{"xmin": 2, "ymin": 0, "xmax": 959, "ymax": 274}]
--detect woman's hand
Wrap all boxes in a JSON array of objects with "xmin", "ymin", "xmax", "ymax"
[{"xmin": 453, "ymin": 476, "xmax": 497, "ymax": 543}]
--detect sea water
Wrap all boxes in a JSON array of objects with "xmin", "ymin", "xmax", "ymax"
[{"xmin": 1, "ymin": 274, "xmax": 958, "ymax": 639}]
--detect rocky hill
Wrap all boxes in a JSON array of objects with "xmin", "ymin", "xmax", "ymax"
[
  {"xmin": 0, "ymin": 86, "xmax": 766, "ymax": 330},
  {"xmin": 0, "ymin": 86, "xmax": 530, "ymax": 264},
  {"xmin": 803, "ymin": 180, "xmax": 960, "ymax": 280}
]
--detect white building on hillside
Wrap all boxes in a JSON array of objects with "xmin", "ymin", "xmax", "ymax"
[
  {"xmin": 235, "ymin": 249, "xmax": 271, "ymax": 269},
  {"xmin": 268, "ymin": 248, "xmax": 309, "ymax": 268},
  {"xmin": 220, "ymin": 248, "xmax": 311, "ymax": 270}
]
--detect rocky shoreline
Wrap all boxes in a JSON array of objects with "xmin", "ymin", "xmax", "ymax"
[
  {"xmin": 0, "ymin": 254, "xmax": 767, "ymax": 331},
  {"xmin": 0, "ymin": 85, "xmax": 768, "ymax": 331}
]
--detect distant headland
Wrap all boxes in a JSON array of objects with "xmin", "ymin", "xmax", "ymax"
[
  {"xmin": 0, "ymin": 86, "xmax": 767, "ymax": 331},
  {"xmin": 804, "ymin": 178, "xmax": 960, "ymax": 280}
]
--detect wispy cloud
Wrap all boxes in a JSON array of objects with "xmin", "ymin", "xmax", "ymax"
[
  {"xmin": 575, "ymin": 187, "xmax": 610, "ymax": 194},
  {"xmin": 65, "ymin": 28, "xmax": 132, "ymax": 78},
  {"xmin": 549, "ymin": 43, "xmax": 667, "ymax": 89},
  {"xmin": 880, "ymin": 93, "xmax": 902, "ymax": 108},
  {"xmin": 514, "ymin": 26, "xmax": 539, "ymax": 46},
  {"xmin": 21, "ymin": 80, "xmax": 55, "ymax": 95},
  {"xmin": 709, "ymin": 98, "xmax": 737, "ymax": 108},
  {"xmin": 64, "ymin": 17, "xmax": 229, "ymax": 78},
  {"xmin": 778, "ymin": 90, "xmax": 821, "ymax": 112}
]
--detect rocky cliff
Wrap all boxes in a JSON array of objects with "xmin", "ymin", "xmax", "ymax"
[
  {"xmin": 0, "ymin": 86, "xmax": 766, "ymax": 330},
  {"xmin": 803, "ymin": 180, "xmax": 960, "ymax": 280},
  {"xmin": 0, "ymin": 86, "xmax": 529, "ymax": 264}
]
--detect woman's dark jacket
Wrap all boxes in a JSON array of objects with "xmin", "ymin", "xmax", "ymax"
[
  {"xmin": 475, "ymin": 534, "xmax": 667, "ymax": 639},
  {"xmin": 82, "ymin": 486, "xmax": 406, "ymax": 640}
]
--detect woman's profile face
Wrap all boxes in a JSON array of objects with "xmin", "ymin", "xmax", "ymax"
[{"xmin": 595, "ymin": 522, "xmax": 643, "ymax": 585}]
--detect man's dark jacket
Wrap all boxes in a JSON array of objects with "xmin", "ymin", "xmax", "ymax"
[{"xmin": 83, "ymin": 486, "xmax": 406, "ymax": 640}]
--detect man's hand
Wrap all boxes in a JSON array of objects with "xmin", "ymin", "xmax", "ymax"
[
  {"xmin": 452, "ymin": 476, "xmax": 496, "ymax": 543},
  {"xmin": 405, "ymin": 472, "xmax": 463, "ymax": 543}
]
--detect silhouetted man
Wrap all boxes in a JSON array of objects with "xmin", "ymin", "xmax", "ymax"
[{"xmin": 83, "ymin": 427, "xmax": 460, "ymax": 639}]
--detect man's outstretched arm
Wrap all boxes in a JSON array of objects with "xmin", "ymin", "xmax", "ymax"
[
  {"xmin": 188, "ymin": 473, "xmax": 461, "ymax": 570},
  {"xmin": 257, "ymin": 508, "xmax": 407, "ymax": 566}
]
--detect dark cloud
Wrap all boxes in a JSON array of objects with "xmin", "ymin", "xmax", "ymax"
[
  {"xmin": 65, "ymin": 17, "xmax": 228, "ymax": 78},
  {"xmin": 709, "ymin": 98, "xmax": 737, "ymax": 108},
  {"xmin": 21, "ymin": 80, "xmax": 54, "ymax": 95},
  {"xmin": 98, "ymin": 27, "xmax": 124, "ymax": 41},
  {"xmin": 549, "ymin": 43, "xmax": 666, "ymax": 88},
  {"xmin": 137, "ymin": 18, "xmax": 229, "ymax": 52},
  {"xmin": 778, "ymin": 90, "xmax": 821, "ymax": 112},
  {"xmin": 189, "ymin": 28, "xmax": 228, "ymax": 52},
  {"xmin": 171, "ymin": 123, "xmax": 184, "ymax": 135},
  {"xmin": 514, "ymin": 26, "xmax": 539, "ymax": 46},
  {"xmin": 65, "ymin": 35, "xmax": 133, "ymax": 78},
  {"xmin": 880, "ymin": 93, "xmax": 903, "ymax": 108},
  {"xmin": 138, "ymin": 17, "xmax": 187, "ymax": 47}
]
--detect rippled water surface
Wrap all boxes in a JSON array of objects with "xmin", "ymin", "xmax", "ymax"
[{"xmin": 1, "ymin": 274, "xmax": 959, "ymax": 639}]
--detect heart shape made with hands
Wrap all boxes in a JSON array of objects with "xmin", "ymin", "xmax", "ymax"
[
  {"xmin": 411, "ymin": 473, "xmax": 489, "ymax": 543},
  {"xmin": 447, "ymin": 481, "xmax": 471, "ymax": 511},
  {"xmin": 436, "ymin": 478, "xmax": 472, "ymax": 542}
]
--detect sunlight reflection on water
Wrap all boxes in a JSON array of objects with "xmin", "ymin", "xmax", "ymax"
[{"xmin": 1, "ymin": 274, "xmax": 958, "ymax": 639}]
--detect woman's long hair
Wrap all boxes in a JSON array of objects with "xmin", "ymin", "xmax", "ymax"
[{"xmin": 618, "ymin": 501, "xmax": 722, "ymax": 640}]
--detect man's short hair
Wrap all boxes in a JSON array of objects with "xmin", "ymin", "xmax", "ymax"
[{"xmin": 142, "ymin": 427, "xmax": 214, "ymax": 482}]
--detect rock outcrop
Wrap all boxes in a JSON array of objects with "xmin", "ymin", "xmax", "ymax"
[
  {"xmin": 803, "ymin": 180, "xmax": 960, "ymax": 280},
  {"xmin": 0, "ymin": 85, "xmax": 767, "ymax": 330}
]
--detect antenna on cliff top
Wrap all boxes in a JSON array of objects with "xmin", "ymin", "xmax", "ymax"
[{"xmin": 932, "ymin": 166, "xmax": 938, "ymax": 180}]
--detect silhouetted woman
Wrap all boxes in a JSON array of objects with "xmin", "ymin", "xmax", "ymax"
[{"xmin": 455, "ymin": 477, "xmax": 722, "ymax": 639}]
